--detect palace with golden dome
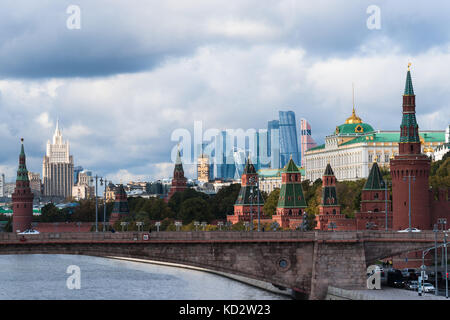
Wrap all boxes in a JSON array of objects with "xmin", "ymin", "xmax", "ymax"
[{"xmin": 304, "ymin": 107, "xmax": 446, "ymax": 182}]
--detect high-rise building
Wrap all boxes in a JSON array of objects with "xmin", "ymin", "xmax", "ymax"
[
  {"xmin": 391, "ymin": 66, "xmax": 432, "ymax": 231},
  {"xmin": 300, "ymin": 119, "xmax": 317, "ymax": 167},
  {"xmin": 42, "ymin": 121, "xmax": 74, "ymax": 199},
  {"xmin": 12, "ymin": 139, "xmax": 34, "ymax": 233},
  {"xmin": 267, "ymin": 120, "xmax": 280, "ymax": 169},
  {"xmin": 74, "ymin": 166, "xmax": 83, "ymax": 185},
  {"xmin": 27, "ymin": 172, "xmax": 42, "ymax": 198},
  {"xmin": 279, "ymin": 111, "xmax": 300, "ymax": 169},
  {"xmin": 197, "ymin": 154, "xmax": 210, "ymax": 183},
  {"xmin": 0, "ymin": 173, "xmax": 5, "ymax": 197}
]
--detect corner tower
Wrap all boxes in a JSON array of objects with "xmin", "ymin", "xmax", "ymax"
[
  {"xmin": 390, "ymin": 65, "xmax": 431, "ymax": 230},
  {"xmin": 12, "ymin": 139, "xmax": 34, "ymax": 232},
  {"xmin": 167, "ymin": 149, "xmax": 188, "ymax": 201}
]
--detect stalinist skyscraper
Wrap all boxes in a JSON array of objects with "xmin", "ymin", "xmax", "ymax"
[{"xmin": 42, "ymin": 120, "xmax": 74, "ymax": 199}]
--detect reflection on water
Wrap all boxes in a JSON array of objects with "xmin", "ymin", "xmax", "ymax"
[{"xmin": 0, "ymin": 255, "xmax": 289, "ymax": 300}]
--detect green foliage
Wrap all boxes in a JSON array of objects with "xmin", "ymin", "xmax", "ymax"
[
  {"xmin": 336, "ymin": 179, "xmax": 366, "ymax": 218},
  {"xmin": 263, "ymin": 188, "xmax": 280, "ymax": 217},
  {"xmin": 208, "ymin": 184, "xmax": 241, "ymax": 219},
  {"xmin": 178, "ymin": 197, "xmax": 213, "ymax": 224},
  {"xmin": 430, "ymin": 157, "xmax": 450, "ymax": 197},
  {"xmin": 168, "ymin": 188, "xmax": 210, "ymax": 215}
]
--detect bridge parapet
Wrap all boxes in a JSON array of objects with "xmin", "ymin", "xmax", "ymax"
[{"xmin": 0, "ymin": 230, "xmax": 446, "ymax": 243}]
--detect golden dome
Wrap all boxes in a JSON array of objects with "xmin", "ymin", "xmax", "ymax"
[{"xmin": 345, "ymin": 107, "xmax": 363, "ymax": 124}]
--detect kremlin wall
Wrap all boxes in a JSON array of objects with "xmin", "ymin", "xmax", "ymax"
[{"xmin": 11, "ymin": 66, "xmax": 450, "ymax": 268}]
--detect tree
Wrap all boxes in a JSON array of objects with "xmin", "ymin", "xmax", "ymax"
[
  {"xmin": 40, "ymin": 203, "xmax": 63, "ymax": 222},
  {"xmin": 208, "ymin": 184, "xmax": 241, "ymax": 219},
  {"xmin": 178, "ymin": 197, "xmax": 213, "ymax": 224},
  {"xmin": 263, "ymin": 188, "xmax": 280, "ymax": 218}
]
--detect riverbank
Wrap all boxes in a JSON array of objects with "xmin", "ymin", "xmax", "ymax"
[{"xmin": 107, "ymin": 256, "xmax": 293, "ymax": 299}]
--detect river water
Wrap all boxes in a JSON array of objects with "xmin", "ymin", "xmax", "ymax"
[{"xmin": 0, "ymin": 255, "xmax": 289, "ymax": 300}]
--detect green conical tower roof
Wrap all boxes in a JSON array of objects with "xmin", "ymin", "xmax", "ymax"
[
  {"xmin": 363, "ymin": 162, "xmax": 386, "ymax": 190},
  {"xmin": 404, "ymin": 68, "xmax": 415, "ymax": 96},
  {"xmin": 16, "ymin": 138, "xmax": 29, "ymax": 182},
  {"xmin": 243, "ymin": 157, "xmax": 256, "ymax": 174},
  {"xmin": 174, "ymin": 149, "xmax": 184, "ymax": 173},
  {"xmin": 282, "ymin": 156, "xmax": 300, "ymax": 173},
  {"xmin": 324, "ymin": 163, "xmax": 334, "ymax": 176}
]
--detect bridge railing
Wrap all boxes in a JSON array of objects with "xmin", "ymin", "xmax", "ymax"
[{"xmin": 0, "ymin": 230, "xmax": 445, "ymax": 243}]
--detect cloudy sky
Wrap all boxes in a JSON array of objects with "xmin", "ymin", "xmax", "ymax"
[{"xmin": 1, "ymin": 0, "xmax": 449, "ymax": 182}]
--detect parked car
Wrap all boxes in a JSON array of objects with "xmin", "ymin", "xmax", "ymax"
[
  {"xmin": 397, "ymin": 228, "xmax": 421, "ymax": 233},
  {"xmin": 405, "ymin": 280, "xmax": 418, "ymax": 291},
  {"xmin": 422, "ymin": 283, "xmax": 435, "ymax": 293},
  {"xmin": 18, "ymin": 229, "xmax": 40, "ymax": 235},
  {"xmin": 387, "ymin": 270, "xmax": 406, "ymax": 288}
]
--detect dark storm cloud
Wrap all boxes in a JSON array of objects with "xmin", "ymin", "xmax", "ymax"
[{"xmin": 1, "ymin": 1, "xmax": 450, "ymax": 79}]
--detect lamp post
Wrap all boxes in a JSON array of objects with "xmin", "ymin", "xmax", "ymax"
[
  {"xmin": 403, "ymin": 175, "xmax": 415, "ymax": 232},
  {"xmin": 250, "ymin": 187, "xmax": 253, "ymax": 232},
  {"xmin": 101, "ymin": 178, "xmax": 107, "ymax": 232},
  {"xmin": 257, "ymin": 178, "xmax": 261, "ymax": 232},
  {"xmin": 434, "ymin": 224, "xmax": 439, "ymax": 296},
  {"xmin": 444, "ymin": 231, "xmax": 448, "ymax": 299}
]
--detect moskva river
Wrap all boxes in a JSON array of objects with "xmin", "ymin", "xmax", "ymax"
[{"xmin": 0, "ymin": 255, "xmax": 288, "ymax": 300}]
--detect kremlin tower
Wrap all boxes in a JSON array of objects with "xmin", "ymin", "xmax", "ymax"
[
  {"xmin": 12, "ymin": 139, "xmax": 34, "ymax": 233},
  {"xmin": 109, "ymin": 184, "xmax": 129, "ymax": 226},
  {"xmin": 272, "ymin": 156, "xmax": 307, "ymax": 229},
  {"xmin": 317, "ymin": 164, "xmax": 342, "ymax": 230},
  {"xmin": 390, "ymin": 65, "xmax": 432, "ymax": 230},
  {"xmin": 166, "ymin": 149, "xmax": 187, "ymax": 201},
  {"xmin": 228, "ymin": 157, "xmax": 265, "ymax": 224}
]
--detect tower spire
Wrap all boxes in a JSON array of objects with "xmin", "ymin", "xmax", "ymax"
[{"xmin": 404, "ymin": 63, "xmax": 415, "ymax": 96}]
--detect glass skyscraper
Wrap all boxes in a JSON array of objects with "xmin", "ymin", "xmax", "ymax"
[{"xmin": 279, "ymin": 111, "xmax": 300, "ymax": 168}]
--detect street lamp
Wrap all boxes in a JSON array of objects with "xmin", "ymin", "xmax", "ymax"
[
  {"xmin": 100, "ymin": 178, "xmax": 108, "ymax": 232},
  {"xmin": 434, "ymin": 224, "xmax": 439, "ymax": 296},
  {"xmin": 403, "ymin": 175, "xmax": 416, "ymax": 232},
  {"xmin": 445, "ymin": 231, "xmax": 448, "ymax": 299}
]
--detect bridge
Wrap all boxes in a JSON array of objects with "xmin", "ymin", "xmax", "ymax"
[{"xmin": 0, "ymin": 231, "xmax": 446, "ymax": 299}]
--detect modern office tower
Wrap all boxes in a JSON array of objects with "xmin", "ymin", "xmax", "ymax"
[
  {"xmin": 268, "ymin": 120, "xmax": 280, "ymax": 169},
  {"xmin": 213, "ymin": 131, "xmax": 237, "ymax": 180},
  {"xmin": 42, "ymin": 120, "xmax": 74, "ymax": 199},
  {"xmin": 27, "ymin": 172, "xmax": 42, "ymax": 198},
  {"xmin": 74, "ymin": 166, "xmax": 83, "ymax": 185},
  {"xmin": 12, "ymin": 139, "xmax": 34, "ymax": 233},
  {"xmin": 252, "ymin": 130, "xmax": 270, "ymax": 171},
  {"xmin": 300, "ymin": 119, "xmax": 317, "ymax": 167},
  {"xmin": 197, "ymin": 154, "xmax": 210, "ymax": 183},
  {"xmin": 279, "ymin": 111, "xmax": 301, "ymax": 168},
  {"xmin": 0, "ymin": 173, "xmax": 4, "ymax": 197}
]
